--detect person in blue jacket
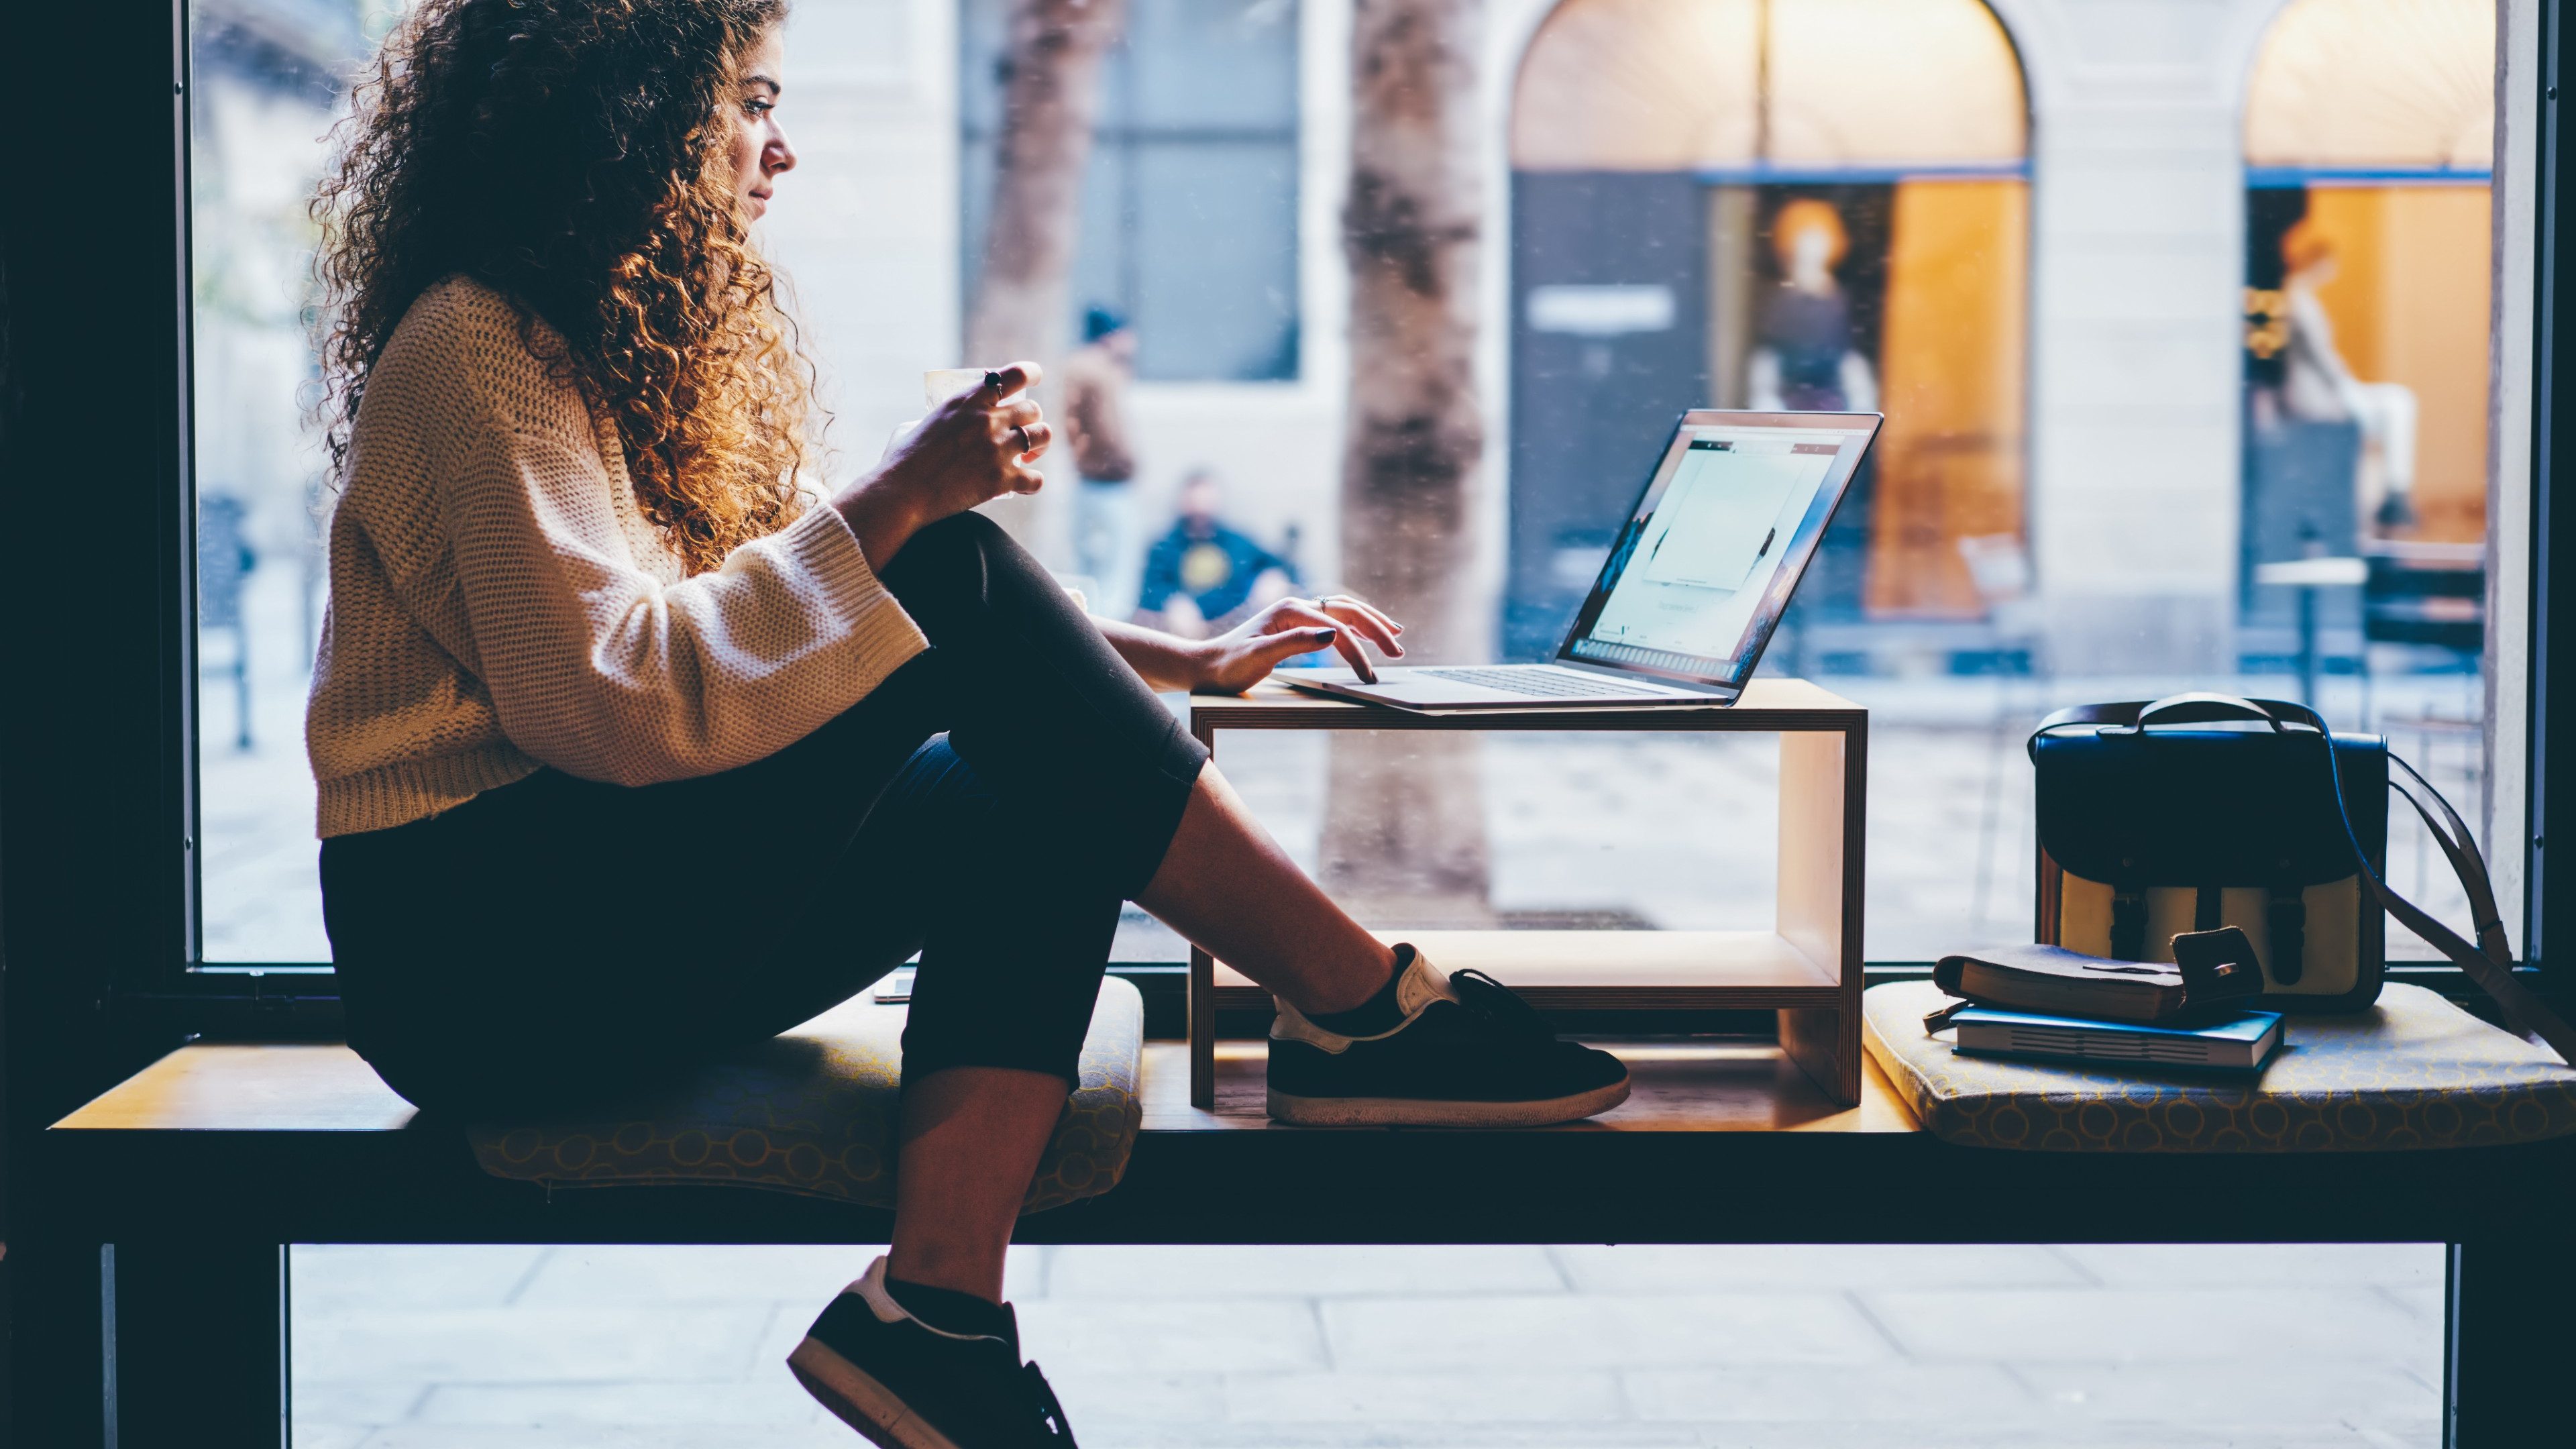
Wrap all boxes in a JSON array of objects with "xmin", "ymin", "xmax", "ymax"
[{"xmin": 1132, "ymin": 468, "xmax": 1300, "ymax": 636}]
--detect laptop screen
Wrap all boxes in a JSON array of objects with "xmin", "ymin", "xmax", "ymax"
[{"xmin": 1558, "ymin": 411, "xmax": 1880, "ymax": 688}]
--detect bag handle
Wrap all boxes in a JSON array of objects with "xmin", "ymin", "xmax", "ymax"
[
  {"xmin": 2029, "ymin": 694, "xmax": 2312, "ymax": 762},
  {"xmin": 2029, "ymin": 696, "xmax": 2576, "ymax": 1063}
]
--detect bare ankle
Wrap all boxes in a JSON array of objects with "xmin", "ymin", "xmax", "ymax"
[{"xmin": 883, "ymin": 1248, "xmax": 1005, "ymax": 1304}]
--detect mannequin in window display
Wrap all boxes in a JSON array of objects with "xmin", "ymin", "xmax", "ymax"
[
  {"xmin": 2279, "ymin": 219, "xmax": 2418, "ymax": 531},
  {"xmin": 1748, "ymin": 198, "xmax": 1880, "ymax": 414}
]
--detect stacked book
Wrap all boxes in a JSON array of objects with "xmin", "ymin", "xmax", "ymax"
[
  {"xmin": 1932, "ymin": 936, "xmax": 2284, "ymax": 1073},
  {"xmin": 1945, "ymin": 1006, "xmax": 2282, "ymax": 1071}
]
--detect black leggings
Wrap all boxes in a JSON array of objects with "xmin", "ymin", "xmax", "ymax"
[{"xmin": 321, "ymin": 512, "xmax": 1209, "ymax": 1119}]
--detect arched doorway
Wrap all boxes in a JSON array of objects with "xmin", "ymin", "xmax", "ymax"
[
  {"xmin": 1505, "ymin": 0, "xmax": 2031, "ymax": 658},
  {"xmin": 2238, "ymin": 0, "xmax": 2493, "ymax": 656}
]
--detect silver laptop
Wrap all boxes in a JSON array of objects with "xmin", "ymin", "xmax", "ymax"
[{"xmin": 1277, "ymin": 409, "xmax": 1882, "ymax": 712}]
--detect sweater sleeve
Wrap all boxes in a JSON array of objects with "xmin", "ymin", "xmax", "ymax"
[{"xmin": 419, "ymin": 307, "xmax": 928, "ymax": 787}]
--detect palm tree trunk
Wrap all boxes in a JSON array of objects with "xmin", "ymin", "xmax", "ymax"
[
  {"xmin": 1320, "ymin": 0, "xmax": 1493, "ymax": 926},
  {"xmin": 963, "ymin": 0, "xmax": 1127, "ymax": 370}
]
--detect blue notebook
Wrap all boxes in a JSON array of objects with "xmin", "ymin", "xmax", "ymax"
[{"xmin": 1948, "ymin": 1006, "xmax": 2285, "ymax": 1071}]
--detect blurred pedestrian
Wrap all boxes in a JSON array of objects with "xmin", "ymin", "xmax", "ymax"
[
  {"xmin": 1063, "ymin": 305, "xmax": 1140, "ymax": 609},
  {"xmin": 199, "ymin": 490, "xmax": 259, "ymax": 749}
]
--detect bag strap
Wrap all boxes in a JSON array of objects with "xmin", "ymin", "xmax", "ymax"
[
  {"xmin": 2029, "ymin": 694, "xmax": 2576, "ymax": 1063},
  {"xmin": 2328, "ymin": 745, "xmax": 2576, "ymax": 1062}
]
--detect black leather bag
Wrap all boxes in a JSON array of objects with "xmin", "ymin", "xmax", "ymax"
[{"xmin": 2029, "ymin": 692, "xmax": 2576, "ymax": 1060}]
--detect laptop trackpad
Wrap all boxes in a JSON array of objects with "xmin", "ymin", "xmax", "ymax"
[{"xmin": 1283, "ymin": 667, "xmax": 1513, "ymax": 702}]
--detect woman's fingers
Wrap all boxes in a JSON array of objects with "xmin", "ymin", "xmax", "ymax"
[
  {"xmin": 1320, "ymin": 597, "xmax": 1405, "ymax": 659},
  {"xmin": 986, "ymin": 360, "xmax": 1042, "ymax": 398},
  {"xmin": 1324, "ymin": 594, "xmax": 1405, "ymax": 642},
  {"xmin": 998, "ymin": 397, "xmax": 1045, "ymax": 429},
  {"xmin": 1235, "ymin": 602, "xmax": 1360, "ymax": 676},
  {"xmin": 1329, "ymin": 606, "xmax": 1411, "ymax": 657},
  {"xmin": 1258, "ymin": 601, "xmax": 1341, "ymax": 637},
  {"xmin": 1271, "ymin": 602, "xmax": 1378, "ymax": 680},
  {"xmin": 1326, "ymin": 624, "xmax": 1379, "ymax": 682},
  {"xmin": 1254, "ymin": 626, "xmax": 1338, "ymax": 664},
  {"xmin": 1258, "ymin": 598, "xmax": 1390, "ymax": 679}
]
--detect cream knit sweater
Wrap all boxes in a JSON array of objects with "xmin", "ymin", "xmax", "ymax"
[{"xmin": 305, "ymin": 276, "xmax": 929, "ymax": 837}]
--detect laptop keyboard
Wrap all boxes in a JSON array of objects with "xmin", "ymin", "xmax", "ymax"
[{"xmin": 1421, "ymin": 666, "xmax": 1678, "ymax": 699}]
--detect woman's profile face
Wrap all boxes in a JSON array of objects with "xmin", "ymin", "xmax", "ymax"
[{"xmin": 731, "ymin": 29, "xmax": 796, "ymax": 221}]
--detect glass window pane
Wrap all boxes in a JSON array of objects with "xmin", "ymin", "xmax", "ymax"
[
  {"xmin": 1124, "ymin": 0, "xmax": 1300, "ymax": 131},
  {"xmin": 2236, "ymin": 0, "xmax": 2496, "ymax": 958},
  {"xmin": 193, "ymin": 0, "xmax": 2521, "ymax": 971},
  {"xmin": 957, "ymin": 0, "xmax": 1299, "ymax": 381},
  {"xmin": 191, "ymin": 0, "xmax": 383, "ymax": 962},
  {"xmin": 290, "ymin": 1242, "xmax": 2448, "ymax": 1443},
  {"xmin": 1129, "ymin": 140, "xmax": 1299, "ymax": 381}
]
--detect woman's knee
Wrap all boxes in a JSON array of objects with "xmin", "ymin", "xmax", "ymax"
[
  {"xmin": 876, "ymin": 513, "xmax": 991, "ymax": 621},
  {"xmin": 900, "ymin": 511, "xmax": 1010, "ymax": 573},
  {"xmin": 883, "ymin": 510, "xmax": 1071, "ymax": 637},
  {"xmin": 879, "ymin": 511, "xmax": 1015, "ymax": 612}
]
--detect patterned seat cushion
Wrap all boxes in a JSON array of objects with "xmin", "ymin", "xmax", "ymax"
[
  {"xmin": 468, "ymin": 977, "xmax": 1144, "ymax": 1211},
  {"xmin": 1866, "ymin": 979, "xmax": 2576, "ymax": 1152}
]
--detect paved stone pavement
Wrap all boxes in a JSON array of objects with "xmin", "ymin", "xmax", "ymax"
[{"xmin": 291, "ymin": 1242, "xmax": 2444, "ymax": 1447}]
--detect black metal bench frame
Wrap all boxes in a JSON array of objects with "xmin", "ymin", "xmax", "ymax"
[{"xmin": 21, "ymin": 1102, "xmax": 2576, "ymax": 1444}]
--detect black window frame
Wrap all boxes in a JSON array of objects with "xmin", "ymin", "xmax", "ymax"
[{"xmin": 2, "ymin": 0, "xmax": 2567, "ymax": 1069}]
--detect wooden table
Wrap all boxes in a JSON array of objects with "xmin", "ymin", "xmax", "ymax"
[{"xmin": 1185, "ymin": 679, "xmax": 1868, "ymax": 1106}]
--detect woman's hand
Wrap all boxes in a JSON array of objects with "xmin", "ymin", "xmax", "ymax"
[
  {"xmin": 1190, "ymin": 594, "xmax": 1406, "ymax": 694},
  {"xmin": 833, "ymin": 362, "xmax": 1052, "ymax": 570}
]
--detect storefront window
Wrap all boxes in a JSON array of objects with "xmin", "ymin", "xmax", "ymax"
[
  {"xmin": 2239, "ymin": 0, "xmax": 2495, "ymax": 955},
  {"xmin": 2241, "ymin": 0, "xmax": 2493, "ymax": 676},
  {"xmin": 1507, "ymin": 0, "xmax": 2029, "ymax": 655}
]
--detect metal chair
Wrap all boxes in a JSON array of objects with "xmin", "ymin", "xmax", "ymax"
[{"xmin": 2360, "ymin": 542, "xmax": 2486, "ymax": 880}]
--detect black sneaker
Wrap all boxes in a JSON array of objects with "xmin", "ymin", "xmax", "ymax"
[
  {"xmin": 788, "ymin": 1256, "xmax": 1078, "ymax": 1448},
  {"xmin": 1266, "ymin": 949, "xmax": 1632, "ymax": 1126}
]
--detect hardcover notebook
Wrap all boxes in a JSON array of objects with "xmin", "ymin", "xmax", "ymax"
[
  {"xmin": 1948, "ymin": 1006, "xmax": 2286, "ymax": 1072},
  {"xmin": 1931, "ymin": 933, "xmax": 2265, "ymax": 1026}
]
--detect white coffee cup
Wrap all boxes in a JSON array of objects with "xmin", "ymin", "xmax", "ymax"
[{"xmin": 924, "ymin": 368, "xmax": 1024, "ymax": 407}]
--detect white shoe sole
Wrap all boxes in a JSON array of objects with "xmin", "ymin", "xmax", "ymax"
[
  {"xmin": 788, "ymin": 1336, "xmax": 963, "ymax": 1449},
  {"xmin": 1265, "ymin": 1075, "xmax": 1631, "ymax": 1127}
]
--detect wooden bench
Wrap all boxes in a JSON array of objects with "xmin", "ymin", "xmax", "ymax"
[{"xmin": 24, "ymin": 1033, "xmax": 2576, "ymax": 1444}]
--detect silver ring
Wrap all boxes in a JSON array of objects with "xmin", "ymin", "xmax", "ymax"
[
  {"xmin": 1013, "ymin": 424, "xmax": 1031, "ymax": 453},
  {"xmin": 984, "ymin": 369, "xmax": 1007, "ymax": 395}
]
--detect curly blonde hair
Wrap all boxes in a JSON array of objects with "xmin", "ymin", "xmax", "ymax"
[{"xmin": 313, "ymin": 0, "xmax": 812, "ymax": 576}]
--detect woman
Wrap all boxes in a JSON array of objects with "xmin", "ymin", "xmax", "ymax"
[{"xmin": 305, "ymin": 1, "xmax": 1628, "ymax": 1443}]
